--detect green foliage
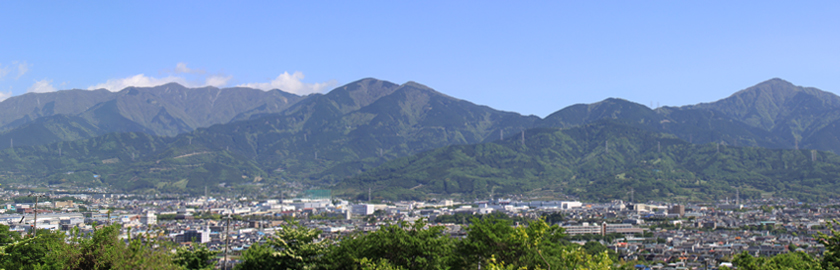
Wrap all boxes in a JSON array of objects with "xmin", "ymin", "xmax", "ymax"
[
  {"xmin": 43, "ymin": 225, "xmax": 179, "ymax": 270},
  {"xmin": 818, "ymin": 219, "xmax": 840, "ymax": 270},
  {"xmin": 733, "ymin": 251, "xmax": 821, "ymax": 270},
  {"xmin": 235, "ymin": 243, "xmax": 276, "ymax": 270},
  {"xmin": 434, "ymin": 211, "xmax": 528, "ymax": 224},
  {"xmin": 343, "ymin": 120, "xmax": 840, "ymax": 202},
  {"xmin": 0, "ymin": 224, "xmax": 179, "ymax": 270},
  {"xmin": 174, "ymin": 245, "xmax": 218, "ymax": 270},
  {"xmin": 0, "ymin": 230, "xmax": 64, "ymax": 269},
  {"xmin": 357, "ymin": 258, "xmax": 406, "ymax": 270},
  {"xmin": 453, "ymin": 217, "xmax": 566, "ymax": 269},
  {"xmin": 322, "ymin": 219, "xmax": 455, "ymax": 270},
  {"xmin": 235, "ymin": 220, "xmax": 329, "ymax": 270}
]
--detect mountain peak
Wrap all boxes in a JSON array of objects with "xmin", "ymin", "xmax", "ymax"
[
  {"xmin": 401, "ymin": 81, "xmax": 433, "ymax": 90},
  {"xmin": 687, "ymin": 78, "xmax": 840, "ymax": 131}
]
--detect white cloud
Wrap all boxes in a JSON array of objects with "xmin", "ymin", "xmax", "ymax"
[
  {"xmin": 0, "ymin": 91, "xmax": 11, "ymax": 101},
  {"xmin": 28, "ymin": 79, "xmax": 57, "ymax": 93},
  {"xmin": 174, "ymin": 62, "xmax": 205, "ymax": 74},
  {"xmin": 0, "ymin": 64, "xmax": 9, "ymax": 80},
  {"xmin": 16, "ymin": 61, "xmax": 31, "ymax": 79},
  {"xmin": 205, "ymin": 75, "xmax": 232, "ymax": 87},
  {"xmin": 238, "ymin": 71, "xmax": 338, "ymax": 95},
  {"xmin": 87, "ymin": 74, "xmax": 190, "ymax": 91},
  {"xmin": 0, "ymin": 61, "xmax": 31, "ymax": 80}
]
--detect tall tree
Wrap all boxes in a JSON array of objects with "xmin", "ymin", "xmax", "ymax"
[
  {"xmin": 322, "ymin": 219, "xmax": 455, "ymax": 270},
  {"xmin": 454, "ymin": 217, "xmax": 566, "ymax": 269}
]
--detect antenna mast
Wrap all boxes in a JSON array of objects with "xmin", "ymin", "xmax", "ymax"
[{"xmin": 521, "ymin": 130, "xmax": 525, "ymax": 146}]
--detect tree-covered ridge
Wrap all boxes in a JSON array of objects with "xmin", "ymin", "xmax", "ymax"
[
  {"xmin": 0, "ymin": 132, "xmax": 267, "ymax": 194},
  {"xmin": 341, "ymin": 121, "xmax": 840, "ymax": 202},
  {"xmin": 540, "ymin": 79, "xmax": 840, "ymax": 154},
  {"xmin": 3, "ymin": 78, "xmax": 840, "ymax": 201},
  {"xmin": 0, "ymin": 83, "xmax": 304, "ymax": 149},
  {"xmin": 0, "ymin": 79, "xmax": 540, "ymax": 194}
]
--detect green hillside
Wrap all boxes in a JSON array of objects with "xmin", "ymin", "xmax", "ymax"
[
  {"xmin": 340, "ymin": 121, "xmax": 840, "ymax": 202},
  {"xmin": 0, "ymin": 79, "xmax": 539, "ymax": 195},
  {"xmin": 1, "ymin": 78, "xmax": 839, "ymax": 202},
  {"xmin": 0, "ymin": 132, "xmax": 268, "ymax": 194},
  {"xmin": 0, "ymin": 83, "xmax": 303, "ymax": 148}
]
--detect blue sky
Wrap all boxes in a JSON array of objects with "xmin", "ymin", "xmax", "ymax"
[{"xmin": 1, "ymin": 1, "xmax": 838, "ymax": 117}]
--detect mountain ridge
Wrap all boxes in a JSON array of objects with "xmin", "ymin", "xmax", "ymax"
[{"xmin": 0, "ymin": 77, "xmax": 839, "ymax": 202}]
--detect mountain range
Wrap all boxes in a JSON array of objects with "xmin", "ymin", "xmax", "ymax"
[
  {"xmin": 0, "ymin": 84, "xmax": 302, "ymax": 148},
  {"xmin": 0, "ymin": 77, "xmax": 839, "ymax": 202}
]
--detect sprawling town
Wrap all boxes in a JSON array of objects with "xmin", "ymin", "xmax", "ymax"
[{"xmin": 2, "ymin": 184, "xmax": 836, "ymax": 270}]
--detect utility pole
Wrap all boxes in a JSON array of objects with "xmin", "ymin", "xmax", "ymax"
[
  {"xmin": 34, "ymin": 195, "xmax": 39, "ymax": 237},
  {"xmin": 223, "ymin": 214, "xmax": 231, "ymax": 270},
  {"xmin": 30, "ymin": 194, "xmax": 45, "ymax": 238}
]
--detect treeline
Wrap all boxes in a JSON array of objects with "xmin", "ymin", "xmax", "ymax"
[
  {"xmin": 5, "ymin": 219, "xmax": 840, "ymax": 269},
  {"xmin": 0, "ymin": 224, "xmax": 210, "ymax": 270}
]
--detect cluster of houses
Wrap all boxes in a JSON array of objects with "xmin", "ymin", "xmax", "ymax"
[{"xmin": 0, "ymin": 189, "xmax": 837, "ymax": 269}]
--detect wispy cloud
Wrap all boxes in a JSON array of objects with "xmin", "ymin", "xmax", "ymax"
[
  {"xmin": 15, "ymin": 61, "xmax": 31, "ymax": 79},
  {"xmin": 0, "ymin": 91, "xmax": 11, "ymax": 101},
  {"xmin": 0, "ymin": 61, "xmax": 31, "ymax": 81},
  {"xmin": 174, "ymin": 62, "xmax": 205, "ymax": 74},
  {"xmin": 28, "ymin": 79, "xmax": 56, "ymax": 93},
  {"xmin": 205, "ymin": 75, "xmax": 232, "ymax": 87},
  {"xmin": 238, "ymin": 71, "xmax": 338, "ymax": 95},
  {"xmin": 0, "ymin": 64, "xmax": 9, "ymax": 80}
]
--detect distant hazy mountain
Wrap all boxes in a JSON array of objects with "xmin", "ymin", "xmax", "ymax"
[{"xmin": 0, "ymin": 83, "xmax": 303, "ymax": 148}]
